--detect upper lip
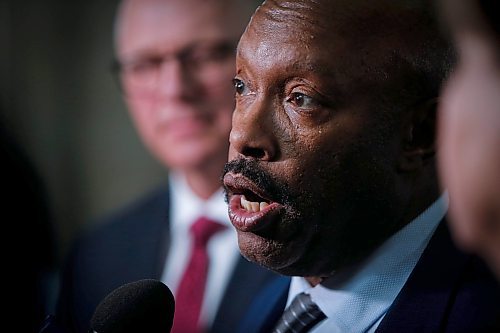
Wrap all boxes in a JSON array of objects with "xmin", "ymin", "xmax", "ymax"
[{"xmin": 223, "ymin": 172, "xmax": 274, "ymax": 203}]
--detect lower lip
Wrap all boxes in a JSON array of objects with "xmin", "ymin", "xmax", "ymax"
[{"xmin": 228, "ymin": 194, "xmax": 283, "ymax": 232}]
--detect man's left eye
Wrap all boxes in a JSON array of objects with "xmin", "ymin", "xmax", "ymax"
[
  {"xmin": 289, "ymin": 92, "xmax": 316, "ymax": 107},
  {"xmin": 233, "ymin": 78, "xmax": 247, "ymax": 95}
]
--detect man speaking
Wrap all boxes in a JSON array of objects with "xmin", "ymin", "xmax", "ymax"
[{"xmin": 222, "ymin": 0, "xmax": 500, "ymax": 332}]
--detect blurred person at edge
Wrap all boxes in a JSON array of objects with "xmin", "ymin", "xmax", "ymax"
[
  {"xmin": 438, "ymin": 0, "xmax": 500, "ymax": 279},
  {"xmin": 55, "ymin": 1, "xmax": 278, "ymax": 333},
  {"xmin": 1, "ymin": 111, "xmax": 57, "ymax": 333}
]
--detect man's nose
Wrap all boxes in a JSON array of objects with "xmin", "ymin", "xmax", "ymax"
[
  {"xmin": 154, "ymin": 60, "xmax": 196, "ymax": 99},
  {"xmin": 229, "ymin": 97, "xmax": 278, "ymax": 161}
]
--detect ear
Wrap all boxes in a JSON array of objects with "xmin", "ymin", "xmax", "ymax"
[{"xmin": 398, "ymin": 98, "xmax": 437, "ymax": 172}]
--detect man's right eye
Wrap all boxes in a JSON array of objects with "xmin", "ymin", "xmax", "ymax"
[{"xmin": 232, "ymin": 78, "xmax": 246, "ymax": 95}]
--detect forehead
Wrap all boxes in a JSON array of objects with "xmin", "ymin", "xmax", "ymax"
[
  {"xmin": 240, "ymin": 4, "xmax": 335, "ymax": 77},
  {"xmin": 245, "ymin": 1, "xmax": 338, "ymax": 54},
  {"xmin": 118, "ymin": 0, "xmax": 245, "ymax": 57},
  {"xmin": 239, "ymin": 1, "xmax": 380, "ymax": 81},
  {"xmin": 239, "ymin": 0, "xmax": 431, "ymax": 91}
]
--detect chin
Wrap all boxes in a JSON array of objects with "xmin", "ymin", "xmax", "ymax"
[{"xmin": 237, "ymin": 231, "xmax": 313, "ymax": 276}]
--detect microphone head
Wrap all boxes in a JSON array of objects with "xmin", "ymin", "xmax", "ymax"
[{"xmin": 90, "ymin": 279, "xmax": 175, "ymax": 333}]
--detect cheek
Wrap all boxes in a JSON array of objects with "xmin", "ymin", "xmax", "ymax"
[
  {"xmin": 285, "ymin": 135, "xmax": 339, "ymax": 186},
  {"xmin": 215, "ymin": 105, "xmax": 234, "ymax": 131},
  {"xmin": 293, "ymin": 157, "xmax": 338, "ymax": 214},
  {"xmin": 206, "ymin": 84, "xmax": 235, "ymax": 129},
  {"xmin": 287, "ymin": 136, "xmax": 379, "ymax": 220},
  {"xmin": 127, "ymin": 100, "xmax": 156, "ymax": 137},
  {"xmin": 204, "ymin": 67, "xmax": 236, "ymax": 103},
  {"xmin": 207, "ymin": 85, "xmax": 234, "ymax": 106}
]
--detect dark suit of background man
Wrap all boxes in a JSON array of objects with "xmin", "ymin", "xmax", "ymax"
[
  {"xmin": 55, "ymin": 0, "xmax": 278, "ymax": 332},
  {"xmin": 222, "ymin": 0, "xmax": 500, "ymax": 332}
]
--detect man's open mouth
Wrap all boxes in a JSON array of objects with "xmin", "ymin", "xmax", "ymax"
[
  {"xmin": 240, "ymin": 194, "xmax": 270, "ymax": 212},
  {"xmin": 223, "ymin": 172, "xmax": 283, "ymax": 232}
]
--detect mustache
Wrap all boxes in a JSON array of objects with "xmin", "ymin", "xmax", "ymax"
[{"xmin": 222, "ymin": 158, "xmax": 292, "ymax": 205}]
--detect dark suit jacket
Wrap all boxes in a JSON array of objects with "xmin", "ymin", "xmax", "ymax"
[
  {"xmin": 238, "ymin": 221, "xmax": 500, "ymax": 333},
  {"xmin": 56, "ymin": 186, "xmax": 279, "ymax": 333}
]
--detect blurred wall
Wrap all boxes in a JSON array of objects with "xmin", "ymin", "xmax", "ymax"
[{"xmin": 0, "ymin": 0, "xmax": 167, "ymax": 261}]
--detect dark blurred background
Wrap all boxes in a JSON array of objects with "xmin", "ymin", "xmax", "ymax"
[{"xmin": 1, "ymin": 0, "xmax": 166, "ymax": 276}]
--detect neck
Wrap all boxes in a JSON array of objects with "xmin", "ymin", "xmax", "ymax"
[
  {"xmin": 305, "ymin": 276, "xmax": 323, "ymax": 287},
  {"xmin": 307, "ymin": 165, "xmax": 441, "ymax": 286},
  {"xmin": 400, "ymin": 164, "xmax": 441, "ymax": 228}
]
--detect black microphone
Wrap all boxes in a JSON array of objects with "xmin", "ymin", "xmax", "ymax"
[{"xmin": 89, "ymin": 279, "xmax": 175, "ymax": 333}]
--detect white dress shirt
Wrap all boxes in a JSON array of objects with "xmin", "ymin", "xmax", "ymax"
[
  {"xmin": 287, "ymin": 193, "xmax": 449, "ymax": 333},
  {"xmin": 160, "ymin": 172, "xmax": 240, "ymax": 328}
]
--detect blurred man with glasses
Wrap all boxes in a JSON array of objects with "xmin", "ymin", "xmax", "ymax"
[{"xmin": 55, "ymin": 1, "xmax": 277, "ymax": 333}]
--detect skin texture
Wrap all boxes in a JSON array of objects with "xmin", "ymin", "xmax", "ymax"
[
  {"xmin": 115, "ymin": 0, "xmax": 256, "ymax": 198},
  {"xmin": 438, "ymin": 0, "xmax": 500, "ymax": 278},
  {"xmin": 223, "ymin": 0, "xmax": 451, "ymax": 283}
]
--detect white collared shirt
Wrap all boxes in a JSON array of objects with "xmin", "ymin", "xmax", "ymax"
[
  {"xmin": 287, "ymin": 193, "xmax": 449, "ymax": 333},
  {"xmin": 160, "ymin": 172, "xmax": 240, "ymax": 328}
]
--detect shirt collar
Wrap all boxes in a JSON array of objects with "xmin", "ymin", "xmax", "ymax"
[
  {"xmin": 288, "ymin": 192, "xmax": 449, "ymax": 332},
  {"xmin": 169, "ymin": 172, "xmax": 231, "ymax": 230}
]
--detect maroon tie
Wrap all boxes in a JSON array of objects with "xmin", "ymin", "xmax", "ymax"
[{"xmin": 171, "ymin": 217, "xmax": 226, "ymax": 333}]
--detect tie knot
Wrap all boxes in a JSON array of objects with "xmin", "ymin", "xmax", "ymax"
[
  {"xmin": 190, "ymin": 217, "xmax": 226, "ymax": 246},
  {"xmin": 273, "ymin": 292, "xmax": 326, "ymax": 333}
]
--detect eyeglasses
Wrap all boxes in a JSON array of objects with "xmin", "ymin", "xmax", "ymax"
[{"xmin": 111, "ymin": 40, "xmax": 238, "ymax": 97}]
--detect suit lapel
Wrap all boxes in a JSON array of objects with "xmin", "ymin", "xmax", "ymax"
[
  {"xmin": 211, "ymin": 258, "xmax": 284, "ymax": 333},
  {"xmin": 153, "ymin": 188, "xmax": 171, "ymax": 278},
  {"xmin": 375, "ymin": 221, "xmax": 469, "ymax": 332},
  {"xmin": 236, "ymin": 275, "xmax": 291, "ymax": 333},
  {"xmin": 123, "ymin": 187, "xmax": 171, "ymax": 280}
]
